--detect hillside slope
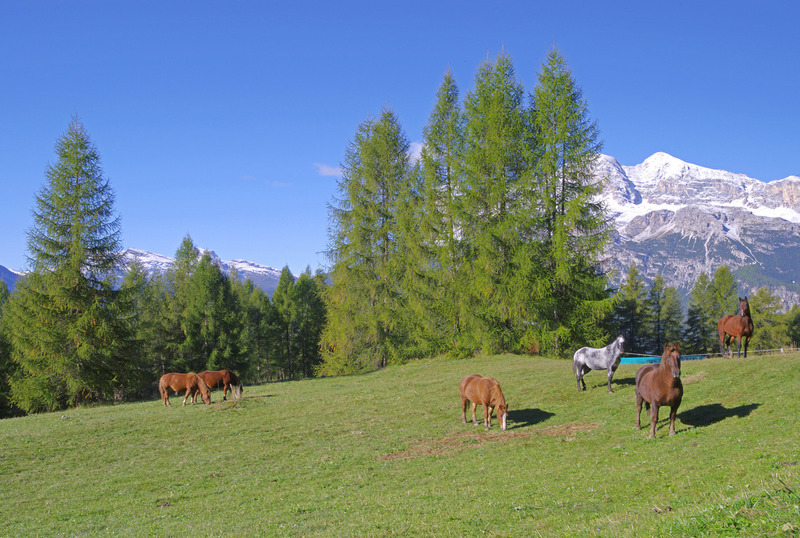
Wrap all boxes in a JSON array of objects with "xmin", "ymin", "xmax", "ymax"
[{"xmin": 1, "ymin": 352, "xmax": 798, "ymax": 535}]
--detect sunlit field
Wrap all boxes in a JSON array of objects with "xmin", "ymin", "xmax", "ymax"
[{"xmin": 1, "ymin": 352, "xmax": 798, "ymax": 536}]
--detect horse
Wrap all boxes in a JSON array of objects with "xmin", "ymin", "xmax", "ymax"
[
  {"xmin": 718, "ymin": 296, "xmax": 754, "ymax": 358},
  {"xmin": 198, "ymin": 369, "xmax": 243, "ymax": 401},
  {"xmin": 635, "ymin": 342, "xmax": 683, "ymax": 438},
  {"xmin": 459, "ymin": 374, "xmax": 509, "ymax": 431},
  {"xmin": 158, "ymin": 372, "xmax": 211, "ymax": 407},
  {"xmin": 572, "ymin": 335, "xmax": 625, "ymax": 393}
]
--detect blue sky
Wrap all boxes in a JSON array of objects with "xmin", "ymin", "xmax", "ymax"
[{"xmin": 2, "ymin": 1, "xmax": 798, "ymax": 274}]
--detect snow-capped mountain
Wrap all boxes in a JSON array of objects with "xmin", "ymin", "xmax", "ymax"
[
  {"xmin": 120, "ymin": 248, "xmax": 285, "ymax": 295},
  {"xmin": 596, "ymin": 152, "xmax": 800, "ymax": 306}
]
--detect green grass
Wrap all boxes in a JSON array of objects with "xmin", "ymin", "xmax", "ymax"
[{"xmin": 1, "ymin": 353, "xmax": 799, "ymax": 536}]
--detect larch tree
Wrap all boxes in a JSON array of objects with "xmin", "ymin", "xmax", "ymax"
[
  {"xmin": 460, "ymin": 53, "xmax": 529, "ymax": 353},
  {"xmin": 417, "ymin": 71, "xmax": 468, "ymax": 356},
  {"xmin": 5, "ymin": 117, "xmax": 134, "ymax": 412},
  {"xmin": 320, "ymin": 109, "xmax": 411, "ymax": 374},
  {"xmin": 528, "ymin": 48, "xmax": 612, "ymax": 355}
]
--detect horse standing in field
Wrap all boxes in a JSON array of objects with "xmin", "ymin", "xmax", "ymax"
[
  {"xmin": 159, "ymin": 372, "xmax": 211, "ymax": 407},
  {"xmin": 459, "ymin": 374, "xmax": 509, "ymax": 431},
  {"xmin": 635, "ymin": 342, "xmax": 683, "ymax": 438},
  {"xmin": 718, "ymin": 296, "xmax": 754, "ymax": 358},
  {"xmin": 573, "ymin": 335, "xmax": 626, "ymax": 393},
  {"xmin": 198, "ymin": 369, "xmax": 243, "ymax": 401}
]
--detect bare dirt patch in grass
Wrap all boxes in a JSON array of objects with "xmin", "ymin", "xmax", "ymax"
[{"xmin": 379, "ymin": 422, "xmax": 601, "ymax": 460}]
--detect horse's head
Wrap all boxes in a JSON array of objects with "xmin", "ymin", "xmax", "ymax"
[
  {"xmin": 617, "ymin": 334, "xmax": 625, "ymax": 351},
  {"xmin": 197, "ymin": 377, "xmax": 212, "ymax": 404},
  {"xmin": 495, "ymin": 402, "xmax": 509, "ymax": 431},
  {"xmin": 662, "ymin": 342, "xmax": 681, "ymax": 379},
  {"xmin": 739, "ymin": 296, "xmax": 751, "ymax": 317}
]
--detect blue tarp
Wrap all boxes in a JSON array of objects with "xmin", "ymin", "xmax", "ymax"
[{"xmin": 620, "ymin": 354, "xmax": 706, "ymax": 365}]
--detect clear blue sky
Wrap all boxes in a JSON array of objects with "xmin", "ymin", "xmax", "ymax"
[{"xmin": 2, "ymin": 1, "xmax": 798, "ymax": 274}]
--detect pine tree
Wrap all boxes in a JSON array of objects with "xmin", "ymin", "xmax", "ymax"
[
  {"xmin": 179, "ymin": 252, "xmax": 242, "ymax": 373},
  {"xmin": 292, "ymin": 268, "xmax": 327, "ymax": 378},
  {"xmin": 528, "ymin": 48, "xmax": 612, "ymax": 354},
  {"xmin": 272, "ymin": 266, "xmax": 296, "ymax": 378},
  {"xmin": 611, "ymin": 265, "xmax": 650, "ymax": 353},
  {"xmin": 711, "ymin": 266, "xmax": 738, "ymax": 320},
  {"xmin": 749, "ymin": 287, "xmax": 787, "ymax": 351},
  {"xmin": 320, "ymin": 109, "xmax": 412, "ymax": 374},
  {"xmin": 684, "ymin": 272, "xmax": 716, "ymax": 353},
  {"xmin": 0, "ymin": 282, "xmax": 18, "ymax": 417},
  {"xmin": 5, "ymin": 117, "xmax": 133, "ymax": 412}
]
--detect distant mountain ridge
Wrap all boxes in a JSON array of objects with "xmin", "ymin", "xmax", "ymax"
[
  {"xmin": 119, "ymin": 248, "xmax": 285, "ymax": 295},
  {"xmin": 596, "ymin": 152, "xmax": 800, "ymax": 306},
  {"xmin": 3, "ymin": 152, "xmax": 799, "ymax": 306},
  {"xmin": 0, "ymin": 248, "xmax": 286, "ymax": 296}
]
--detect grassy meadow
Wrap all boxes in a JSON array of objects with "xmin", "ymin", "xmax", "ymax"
[{"xmin": 1, "ymin": 352, "xmax": 799, "ymax": 536}]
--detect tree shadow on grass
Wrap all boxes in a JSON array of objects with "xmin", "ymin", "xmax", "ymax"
[
  {"xmin": 508, "ymin": 408, "xmax": 555, "ymax": 429},
  {"xmin": 679, "ymin": 403, "xmax": 761, "ymax": 428}
]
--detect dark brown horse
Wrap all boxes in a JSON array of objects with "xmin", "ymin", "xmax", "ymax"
[
  {"xmin": 635, "ymin": 343, "xmax": 683, "ymax": 438},
  {"xmin": 460, "ymin": 374, "xmax": 509, "ymax": 431},
  {"xmin": 198, "ymin": 369, "xmax": 243, "ymax": 401},
  {"xmin": 159, "ymin": 372, "xmax": 211, "ymax": 407},
  {"xmin": 718, "ymin": 296, "xmax": 754, "ymax": 358}
]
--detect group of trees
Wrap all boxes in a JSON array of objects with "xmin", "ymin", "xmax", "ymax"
[
  {"xmin": 612, "ymin": 264, "xmax": 800, "ymax": 356},
  {"xmin": 0, "ymin": 118, "xmax": 325, "ymax": 416},
  {"xmin": 3, "ymin": 50, "xmax": 800, "ymax": 416},
  {"xmin": 320, "ymin": 50, "xmax": 612, "ymax": 374}
]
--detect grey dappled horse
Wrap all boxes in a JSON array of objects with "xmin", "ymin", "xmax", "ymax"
[{"xmin": 573, "ymin": 335, "xmax": 626, "ymax": 393}]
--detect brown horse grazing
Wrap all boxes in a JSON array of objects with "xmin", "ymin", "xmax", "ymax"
[
  {"xmin": 718, "ymin": 296, "xmax": 754, "ymax": 358},
  {"xmin": 198, "ymin": 369, "xmax": 243, "ymax": 401},
  {"xmin": 459, "ymin": 374, "xmax": 509, "ymax": 431},
  {"xmin": 635, "ymin": 343, "xmax": 683, "ymax": 438},
  {"xmin": 159, "ymin": 373, "xmax": 211, "ymax": 407}
]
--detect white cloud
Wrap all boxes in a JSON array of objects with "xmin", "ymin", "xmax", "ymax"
[
  {"xmin": 409, "ymin": 141, "xmax": 424, "ymax": 164},
  {"xmin": 314, "ymin": 163, "xmax": 343, "ymax": 177}
]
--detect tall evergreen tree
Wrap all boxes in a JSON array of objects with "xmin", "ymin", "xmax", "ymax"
[
  {"xmin": 528, "ymin": 48, "xmax": 612, "ymax": 354},
  {"xmin": 320, "ymin": 109, "xmax": 412, "ymax": 374},
  {"xmin": 5, "ymin": 117, "xmax": 133, "ymax": 412},
  {"xmin": 272, "ymin": 266, "xmax": 297, "ymax": 378},
  {"xmin": 460, "ymin": 53, "xmax": 529, "ymax": 353},
  {"xmin": 0, "ymin": 282, "xmax": 18, "ymax": 417},
  {"xmin": 748, "ymin": 287, "xmax": 787, "ymax": 351},
  {"xmin": 711, "ymin": 266, "xmax": 738, "ymax": 320},
  {"xmin": 611, "ymin": 265, "xmax": 650, "ymax": 353},
  {"xmin": 684, "ymin": 272, "xmax": 716, "ymax": 353},
  {"xmin": 417, "ymin": 71, "xmax": 467, "ymax": 355}
]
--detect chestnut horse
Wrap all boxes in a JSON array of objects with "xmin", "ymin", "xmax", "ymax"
[
  {"xmin": 159, "ymin": 372, "xmax": 211, "ymax": 407},
  {"xmin": 718, "ymin": 296, "xmax": 754, "ymax": 358},
  {"xmin": 635, "ymin": 343, "xmax": 683, "ymax": 438},
  {"xmin": 460, "ymin": 374, "xmax": 509, "ymax": 431},
  {"xmin": 198, "ymin": 369, "xmax": 243, "ymax": 401}
]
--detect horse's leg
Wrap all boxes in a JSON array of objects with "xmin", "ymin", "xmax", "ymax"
[
  {"xmin": 182, "ymin": 389, "xmax": 191, "ymax": 406},
  {"xmin": 461, "ymin": 397, "xmax": 468, "ymax": 424},
  {"xmin": 744, "ymin": 335, "xmax": 750, "ymax": 358},
  {"xmin": 575, "ymin": 362, "xmax": 584, "ymax": 392},
  {"xmin": 607, "ymin": 368, "xmax": 614, "ymax": 393},
  {"xmin": 223, "ymin": 383, "xmax": 229, "ymax": 401},
  {"xmin": 668, "ymin": 405, "xmax": 678, "ymax": 436},
  {"xmin": 635, "ymin": 392, "xmax": 643, "ymax": 430},
  {"xmin": 648, "ymin": 403, "xmax": 660, "ymax": 439},
  {"xmin": 483, "ymin": 404, "xmax": 490, "ymax": 431},
  {"xmin": 471, "ymin": 402, "xmax": 478, "ymax": 426}
]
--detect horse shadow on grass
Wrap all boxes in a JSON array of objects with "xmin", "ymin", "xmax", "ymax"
[
  {"xmin": 679, "ymin": 403, "xmax": 761, "ymax": 428},
  {"xmin": 508, "ymin": 408, "xmax": 555, "ymax": 429}
]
